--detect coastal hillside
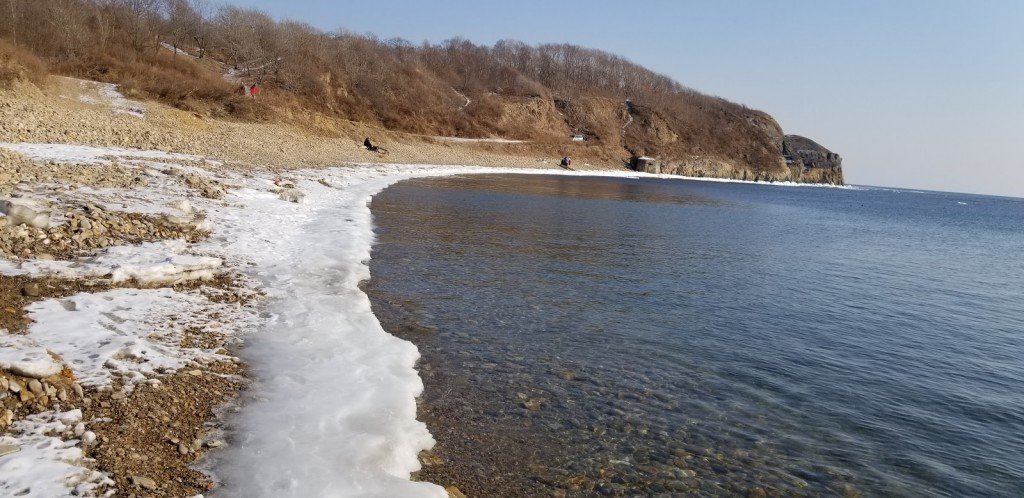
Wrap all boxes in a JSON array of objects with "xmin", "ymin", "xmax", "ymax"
[{"xmin": 0, "ymin": 0, "xmax": 842, "ymax": 183}]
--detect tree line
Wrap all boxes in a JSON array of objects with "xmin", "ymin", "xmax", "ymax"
[{"xmin": 1, "ymin": 0, "xmax": 781, "ymax": 168}]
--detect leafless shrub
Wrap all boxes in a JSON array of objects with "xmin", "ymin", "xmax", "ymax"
[{"xmin": 0, "ymin": 38, "xmax": 47, "ymax": 88}]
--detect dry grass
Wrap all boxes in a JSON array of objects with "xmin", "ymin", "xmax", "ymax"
[
  {"xmin": 0, "ymin": 40, "xmax": 47, "ymax": 88},
  {"xmin": 0, "ymin": 0, "xmax": 810, "ymax": 176},
  {"xmin": 55, "ymin": 48, "xmax": 268, "ymax": 120}
]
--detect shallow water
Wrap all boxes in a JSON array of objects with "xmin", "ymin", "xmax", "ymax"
[{"xmin": 365, "ymin": 174, "xmax": 1024, "ymax": 497}]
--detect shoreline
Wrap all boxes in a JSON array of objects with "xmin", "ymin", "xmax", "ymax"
[
  {"xmin": 0, "ymin": 152, "xmax": 853, "ymax": 496},
  {"xmin": 0, "ymin": 80, "xmax": 847, "ymax": 496}
]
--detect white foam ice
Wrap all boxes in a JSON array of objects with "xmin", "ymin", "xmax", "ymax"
[
  {"xmin": 0, "ymin": 239, "xmax": 222, "ymax": 285},
  {"xmin": 206, "ymin": 165, "xmax": 449, "ymax": 497},
  {"xmin": 57, "ymin": 185, "xmax": 195, "ymax": 218},
  {"xmin": 0, "ymin": 410, "xmax": 113, "ymax": 497},
  {"xmin": 0, "ymin": 333, "xmax": 64, "ymax": 379},
  {"xmin": 24, "ymin": 287, "xmax": 251, "ymax": 390}
]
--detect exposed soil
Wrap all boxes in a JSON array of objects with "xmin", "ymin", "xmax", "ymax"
[{"xmin": 85, "ymin": 361, "xmax": 246, "ymax": 497}]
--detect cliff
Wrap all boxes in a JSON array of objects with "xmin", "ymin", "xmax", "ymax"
[
  {"xmin": 627, "ymin": 128, "xmax": 843, "ymax": 185},
  {"xmin": 782, "ymin": 135, "xmax": 844, "ymax": 184}
]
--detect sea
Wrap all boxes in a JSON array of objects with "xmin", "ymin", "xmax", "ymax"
[{"xmin": 364, "ymin": 174, "xmax": 1024, "ymax": 497}]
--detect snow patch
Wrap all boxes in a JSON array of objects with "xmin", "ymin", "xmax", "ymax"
[
  {"xmin": 76, "ymin": 80, "xmax": 145, "ymax": 119},
  {"xmin": 25, "ymin": 287, "xmax": 250, "ymax": 390},
  {"xmin": 0, "ymin": 143, "xmax": 212, "ymax": 167},
  {"xmin": 0, "ymin": 334, "xmax": 64, "ymax": 379},
  {"xmin": 0, "ymin": 410, "xmax": 113, "ymax": 497},
  {"xmin": 432, "ymin": 136, "xmax": 526, "ymax": 144},
  {"xmin": 1, "ymin": 240, "xmax": 221, "ymax": 285},
  {"xmin": 159, "ymin": 42, "xmax": 199, "ymax": 59}
]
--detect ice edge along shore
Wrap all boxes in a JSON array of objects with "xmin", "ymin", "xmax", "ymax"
[{"xmin": 0, "ymin": 143, "xmax": 848, "ymax": 497}]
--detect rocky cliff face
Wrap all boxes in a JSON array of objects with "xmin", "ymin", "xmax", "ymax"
[
  {"xmin": 782, "ymin": 135, "xmax": 844, "ymax": 184},
  {"xmin": 627, "ymin": 130, "xmax": 844, "ymax": 185}
]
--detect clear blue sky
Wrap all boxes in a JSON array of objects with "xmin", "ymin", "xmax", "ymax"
[{"xmin": 233, "ymin": 0, "xmax": 1024, "ymax": 197}]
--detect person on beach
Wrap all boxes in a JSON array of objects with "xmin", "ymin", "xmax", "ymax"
[
  {"xmin": 560, "ymin": 156, "xmax": 572, "ymax": 168},
  {"xmin": 364, "ymin": 137, "xmax": 388, "ymax": 155},
  {"xmin": 249, "ymin": 82, "xmax": 260, "ymax": 98}
]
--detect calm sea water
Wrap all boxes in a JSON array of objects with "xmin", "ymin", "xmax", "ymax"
[{"xmin": 365, "ymin": 174, "xmax": 1024, "ymax": 497}]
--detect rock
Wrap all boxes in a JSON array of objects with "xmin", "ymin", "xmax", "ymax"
[
  {"xmin": 27, "ymin": 379, "xmax": 43, "ymax": 395},
  {"xmin": 205, "ymin": 439, "xmax": 224, "ymax": 448},
  {"xmin": 131, "ymin": 475, "xmax": 158, "ymax": 491},
  {"xmin": 111, "ymin": 391, "xmax": 127, "ymax": 400},
  {"xmin": 81, "ymin": 431, "xmax": 96, "ymax": 445},
  {"xmin": 21, "ymin": 282, "xmax": 42, "ymax": 297},
  {"xmin": 8, "ymin": 380, "xmax": 21, "ymax": 393},
  {"xmin": 187, "ymin": 369, "xmax": 202, "ymax": 377},
  {"xmin": 446, "ymin": 486, "xmax": 468, "ymax": 498},
  {"xmin": 420, "ymin": 452, "xmax": 443, "ymax": 466},
  {"xmin": 2, "ymin": 409, "xmax": 13, "ymax": 426},
  {"xmin": 278, "ymin": 188, "xmax": 305, "ymax": 203},
  {"xmin": 522, "ymin": 398, "xmax": 543, "ymax": 411},
  {"xmin": 747, "ymin": 487, "xmax": 768, "ymax": 498},
  {"xmin": 74, "ymin": 422, "xmax": 85, "ymax": 437},
  {"xmin": 0, "ymin": 444, "xmax": 20, "ymax": 457},
  {"xmin": 783, "ymin": 135, "xmax": 844, "ymax": 184},
  {"xmin": 72, "ymin": 383, "xmax": 83, "ymax": 397},
  {"xmin": 178, "ymin": 443, "xmax": 189, "ymax": 455},
  {"xmin": 557, "ymin": 371, "xmax": 576, "ymax": 381}
]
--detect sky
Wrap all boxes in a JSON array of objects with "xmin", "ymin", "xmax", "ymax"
[{"xmin": 232, "ymin": 0, "xmax": 1024, "ymax": 197}]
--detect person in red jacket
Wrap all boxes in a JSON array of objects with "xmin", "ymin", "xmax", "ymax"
[{"xmin": 249, "ymin": 83, "xmax": 260, "ymax": 98}]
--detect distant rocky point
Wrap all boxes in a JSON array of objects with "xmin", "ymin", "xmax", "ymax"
[
  {"xmin": 628, "ymin": 132, "xmax": 844, "ymax": 185},
  {"xmin": 785, "ymin": 134, "xmax": 841, "ymax": 168}
]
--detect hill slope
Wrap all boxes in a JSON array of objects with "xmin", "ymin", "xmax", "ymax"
[{"xmin": 0, "ymin": 0, "xmax": 842, "ymax": 184}]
